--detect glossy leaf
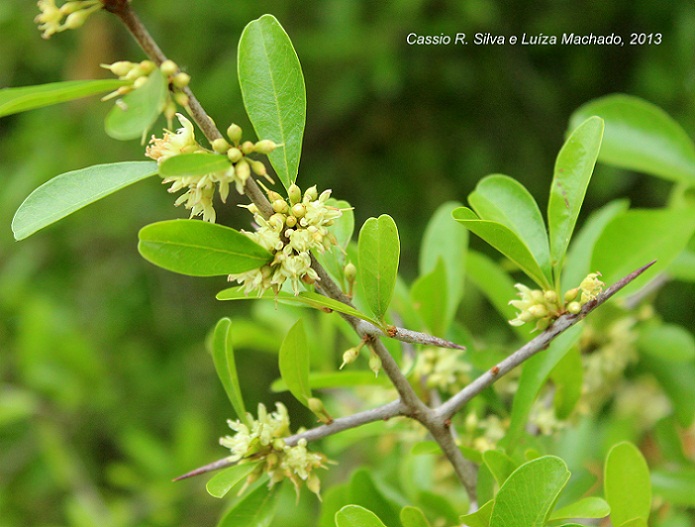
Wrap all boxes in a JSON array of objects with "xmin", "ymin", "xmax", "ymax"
[
  {"xmin": 561, "ymin": 199, "xmax": 629, "ymax": 291},
  {"xmin": 212, "ymin": 318, "xmax": 248, "ymax": 425},
  {"xmin": 138, "ymin": 220, "xmax": 271, "ymax": 276},
  {"xmin": 570, "ymin": 94, "xmax": 695, "ymax": 184},
  {"xmin": 605, "ymin": 441, "xmax": 652, "ymax": 527},
  {"xmin": 400, "ymin": 506, "xmax": 431, "ymax": 527},
  {"xmin": 218, "ymin": 481, "xmax": 278, "ymax": 527},
  {"xmin": 502, "ymin": 325, "xmax": 582, "ymax": 449},
  {"xmin": 469, "ymin": 175, "xmax": 551, "ymax": 279},
  {"xmin": 358, "ymin": 215, "xmax": 400, "ymax": 321},
  {"xmin": 278, "ymin": 318, "xmax": 311, "ymax": 407},
  {"xmin": 238, "ymin": 14, "xmax": 306, "ymax": 189},
  {"xmin": 158, "ymin": 152, "xmax": 231, "ymax": 178},
  {"xmin": 548, "ymin": 116, "xmax": 604, "ymax": 273},
  {"xmin": 206, "ymin": 462, "xmax": 259, "ymax": 498},
  {"xmin": 105, "ymin": 71, "xmax": 167, "ymax": 140},
  {"xmin": 216, "ymin": 287, "xmax": 382, "ymax": 328},
  {"xmin": 411, "ymin": 258, "xmax": 448, "ymax": 336},
  {"xmin": 271, "ymin": 371, "xmax": 389, "ymax": 392},
  {"xmin": 12, "ymin": 161, "xmax": 158, "ymax": 240},
  {"xmin": 637, "ymin": 323, "xmax": 695, "ymax": 362},
  {"xmin": 0, "ymin": 79, "xmax": 128, "ymax": 117},
  {"xmin": 459, "ymin": 499, "xmax": 494, "ymax": 527},
  {"xmin": 335, "ymin": 505, "xmax": 388, "ymax": 527},
  {"xmin": 490, "ymin": 456, "xmax": 570, "ymax": 527},
  {"xmin": 592, "ymin": 208, "xmax": 695, "ymax": 293},
  {"xmin": 482, "ymin": 450, "xmax": 516, "ymax": 487},
  {"xmin": 549, "ymin": 497, "xmax": 610, "ymax": 521},
  {"xmin": 452, "ymin": 207, "xmax": 550, "ymax": 289},
  {"xmin": 420, "ymin": 201, "xmax": 467, "ymax": 324}
]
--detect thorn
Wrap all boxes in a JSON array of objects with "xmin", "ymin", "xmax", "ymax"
[{"xmin": 172, "ymin": 457, "xmax": 235, "ymax": 482}]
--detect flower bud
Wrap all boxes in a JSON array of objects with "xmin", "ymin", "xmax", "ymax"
[
  {"xmin": 340, "ymin": 347, "xmax": 360, "ymax": 369},
  {"xmin": 254, "ymin": 139, "xmax": 279, "ymax": 155},
  {"xmin": 64, "ymin": 10, "xmax": 88, "ymax": 30},
  {"xmin": 235, "ymin": 159, "xmax": 251, "ymax": 183},
  {"xmin": 285, "ymin": 215, "xmax": 297, "ymax": 228},
  {"xmin": 227, "ymin": 147, "xmax": 242, "ymax": 163},
  {"xmin": 304, "ymin": 185, "xmax": 318, "ymax": 202},
  {"xmin": 240, "ymin": 141, "xmax": 255, "ymax": 155},
  {"xmin": 288, "ymin": 184, "xmax": 302, "ymax": 205},
  {"xmin": 139, "ymin": 60, "xmax": 156, "ymax": 75},
  {"xmin": 567, "ymin": 301, "xmax": 582, "ymax": 314},
  {"xmin": 369, "ymin": 353, "xmax": 382, "ymax": 376},
  {"xmin": 211, "ymin": 137, "xmax": 230, "ymax": 154},
  {"xmin": 272, "ymin": 199, "xmax": 289, "ymax": 214},
  {"xmin": 174, "ymin": 92, "xmax": 190, "ymax": 107},
  {"xmin": 226, "ymin": 124, "xmax": 243, "ymax": 144},
  {"xmin": 250, "ymin": 160, "xmax": 267, "ymax": 176},
  {"xmin": 160, "ymin": 59, "xmax": 178, "ymax": 76},
  {"xmin": 133, "ymin": 76, "xmax": 148, "ymax": 90},
  {"xmin": 528, "ymin": 304, "xmax": 548, "ymax": 318},
  {"xmin": 291, "ymin": 203, "xmax": 306, "ymax": 219},
  {"xmin": 102, "ymin": 61, "xmax": 134, "ymax": 78},
  {"xmin": 544, "ymin": 290, "xmax": 558, "ymax": 304},
  {"xmin": 308, "ymin": 397, "xmax": 333, "ymax": 424},
  {"xmin": 564, "ymin": 288, "xmax": 579, "ymax": 302},
  {"xmin": 172, "ymin": 72, "xmax": 191, "ymax": 89},
  {"xmin": 344, "ymin": 262, "xmax": 357, "ymax": 282}
]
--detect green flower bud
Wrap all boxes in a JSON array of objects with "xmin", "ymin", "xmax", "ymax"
[
  {"xmin": 288, "ymin": 184, "xmax": 302, "ymax": 205},
  {"xmin": 227, "ymin": 147, "xmax": 242, "ymax": 163},
  {"xmin": 308, "ymin": 397, "xmax": 333, "ymax": 424},
  {"xmin": 285, "ymin": 215, "xmax": 297, "ymax": 228},
  {"xmin": 172, "ymin": 72, "xmax": 190, "ymax": 89},
  {"xmin": 254, "ymin": 139, "xmax": 279, "ymax": 155},
  {"xmin": 567, "ymin": 301, "xmax": 582, "ymax": 314},
  {"xmin": 340, "ymin": 347, "xmax": 360, "ymax": 369},
  {"xmin": 544, "ymin": 290, "xmax": 558, "ymax": 304},
  {"xmin": 235, "ymin": 159, "xmax": 251, "ymax": 182},
  {"xmin": 211, "ymin": 138, "xmax": 230, "ymax": 154},
  {"xmin": 64, "ymin": 10, "xmax": 89, "ymax": 29},
  {"xmin": 369, "ymin": 353, "xmax": 382, "ymax": 376},
  {"xmin": 160, "ymin": 59, "xmax": 178, "ymax": 76},
  {"xmin": 226, "ymin": 124, "xmax": 243, "ymax": 145},
  {"xmin": 272, "ymin": 199, "xmax": 289, "ymax": 214},
  {"xmin": 528, "ymin": 304, "xmax": 548, "ymax": 318},
  {"xmin": 241, "ymin": 141, "xmax": 255, "ymax": 155},
  {"xmin": 291, "ymin": 203, "xmax": 306, "ymax": 219},
  {"xmin": 304, "ymin": 185, "xmax": 318, "ymax": 202},
  {"xmin": 564, "ymin": 288, "xmax": 579, "ymax": 302},
  {"xmin": 102, "ymin": 61, "xmax": 134, "ymax": 78},
  {"xmin": 174, "ymin": 92, "xmax": 190, "ymax": 107},
  {"xmin": 139, "ymin": 60, "xmax": 156, "ymax": 75},
  {"xmin": 133, "ymin": 76, "xmax": 148, "ymax": 90},
  {"xmin": 250, "ymin": 160, "xmax": 267, "ymax": 176},
  {"xmin": 344, "ymin": 262, "xmax": 357, "ymax": 282}
]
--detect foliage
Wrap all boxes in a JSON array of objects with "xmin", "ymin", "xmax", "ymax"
[{"xmin": 1, "ymin": 2, "xmax": 695, "ymax": 527}]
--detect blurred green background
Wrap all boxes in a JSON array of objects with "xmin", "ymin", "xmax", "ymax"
[{"xmin": 1, "ymin": 0, "xmax": 694, "ymax": 525}]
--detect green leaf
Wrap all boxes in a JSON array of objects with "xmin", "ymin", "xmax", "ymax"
[
  {"xmin": 218, "ymin": 481, "xmax": 278, "ymax": 527},
  {"xmin": 549, "ymin": 497, "xmax": 610, "ymax": 521},
  {"xmin": 482, "ymin": 450, "xmax": 517, "ymax": 486},
  {"xmin": 548, "ymin": 116, "xmax": 604, "ymax": 274},
  {"xmin": 490, "ymin": 456, "xmax": 571, "ymax": 527},
  {"xmin": 569, "ymin": 94, "xmax": 695, "ymax": 184},
  {"xmin": 278, "ymin": 318, "xmax": 311, "ymax": 407},
  {"xmin": 358, "ymin": 215, "xmax": 400, "ymax": 321},
  {"xmin": 211, "ymin": 318, "xmax": 248, "ymax": 425},
  {"xmin": 561, "ymin": 199, "xmax": 629, "ymax": 291},
  {"xmin": 411, "ymin": 258, "xmax": 448, "ymax": 336},
  {"xmin": 0, "ymin": 79, "xmax": 128, "ymax": 117},
  {"xmin": 637, "ymin": 323, "xmax": 695, "ymax": 362},
  {"xmin": 452, "ymin": 207, "xmax": 551, "ymax": 289},
  {"xmin": 604, "ymin": 441, "xmax": 652, "ymax": 527},
  {"xmin": 592, "ymin": 207, "xmax": 695, "ymax": 294},
  {"xmin": 459, "ymin": 500, "xmax": 494, "ymax": 527},
  {"xmin": 105, "ymin": 71, "xmax": 167, "ymax": 140},
  {"xmin": 420, "ymin": 201, "xmax": 468, "ymax": 325},
  {"xmin": 206, "ymin": 462, "xmax": 259, "ymax": 498},
  {"xmin": 502, "ymin": 325, "xmax": 582, "ymax": 449},
  {"xmin": 216, "ymin": 287, "xmax": 383, "ymax": 328},
  {"xmin": 618, "ymin": 519, "xmax": 649, "ymax": 527},
  {"xmin": 550, "ymin": 345, "xmax": 583, "ymax": 419},
  {"xmin": 12, "ymin": 161, "xmax": 158, "ymax": 240},
  {"xmin": 400, "ymin": 506, "xmax": 431, "ymax": 527},
  {"xmin": 271, "ymin": 371, "xmax": 389, "ymax": 392},
  {"xmin": 238, "ymin": 14, "xmax": 306, "ymax": 189},
  {"xmin": 335, "ymin": 505, "xmax": 388, "ymax": 527},
  {"xmin": 138, "ymin": 220, "xmax": 271, "ymax": 276},
  {"xmin": 349, "ymin": 469, "xmax": 401, "ymax": 527},
  {"xmin": 469, "ymin": 175, "xmax": 551, "ymax": 280},
  {"xmin": 651, "ymin": 468, "xmax": 695, "ymax": 506},
  {"xmin": 158, "ymin": 152, "xmax": 231, "ymax": 178}
]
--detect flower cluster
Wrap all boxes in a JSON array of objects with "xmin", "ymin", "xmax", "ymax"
[
  {"xmin": 145, "ymin": 116, "xmax": 277, "ymax": 223},
  {"xmin": 228, "ymin": 183, "xmax": 343, "ymax": 295},
  {"xmin": 509, "ymin": 272, "xmax": 604, "ymax": 330},
  {"xmin": 102, "ymin": 59, "xmax": 191, "ymax": 125},
  {"xmin": 35, "ymin": 0, "xmax": 100, "ymax": 39},
  {"xmin": 460, "ymin": 412, "xmax": 507, "ymax": 452},
  {"xmin": 219, "ymin": 403, "xmax": 328, "ymax": 497},
  {"xmin": 414, "ymin": 347, "xmax": 471, "ymax": 393}
]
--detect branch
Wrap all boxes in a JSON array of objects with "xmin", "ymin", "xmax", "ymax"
[{"xmin": 436, "ymin": 260, "xmax": 656, "ymax": 421}]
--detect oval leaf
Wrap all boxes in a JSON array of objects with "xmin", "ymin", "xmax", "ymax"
[
  {"xmin": 278, "ymin": 318, "xmax": 311, "ymax": 407},
  {"xmin": 358, "ymin": 215, "xmax": 400, "ymax": 321},
  {"xmin": 490, "ymin": 456, "xmax": 571, "ymax": 527},
  {"xmin": 469, "ymin": 175, "xmax": 551, "ymax": 280},
  {"xmin": 138, "ymin": 219, "xmax": 271, "ymax": 276},
  {"xmin": 335, "ymin": 505, "xmax": 388, "ymax": 527},
  {"xmin": 549, "ymin": 497, "xmax": 610, "ymax": 521},
  {"xmin": 206, "ymin": 462, "xmax": 259, "ymax": 498},
  {"xmin": 219, "ymin": 481, "xmax": 278, "ymax": 527},
  {"xmin": 238, "ymin": 14, "xmax": 306, "ymax": 189},
  {"xmin": 453, "ymin": 207, "xmax": 551, "ymax": 289},
  {"xmin": 0, "ymin": 79, "xmax": 128, "ymax": 117},
  {"xmin": 460, "ymin": 500, "xmax": 494, "ymax": 527},
  {"xmin": 105, "ymin": 71, "xmax": 167, "ymax": 140},
  {"xmin": 12, "ymin": 161, "xmax": 158, "ymax": 240},
  {"xmin": 159, "ymin": 152, "xmax": 232, "ymax": 178},
  {"xmin": 400, "ymin": 506, "xmax": 432, "ymax": 527},
  {"xmin": 212, "ymin": 318, "xmax": 249, "ymax": 426},
  {"xmin": 482, "ymin": 450, "xmax": 517, "ymax": 486},
  {"xmin": 570, "ymin": 94, "xmax": 695, "ymax": 184},
  {"xmin": 592, "ymin": 207, "xmax": 695, "ymax": 294},
  {"xmin": 548, "ymin": 116, "xmax": 604, "ymax": 272},
  {"xmin": 604, "ymin": 441, "xmax": 652, "ymax": 526}
]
